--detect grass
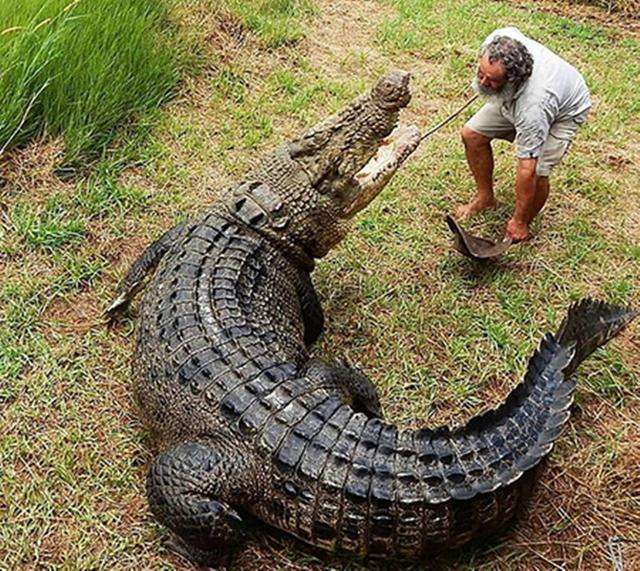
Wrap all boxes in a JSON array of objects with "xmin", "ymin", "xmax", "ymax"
[
  {"xmin": 0, "ymin": 0, "xmax": 181, "ymax": 163},
  {"xmin": 576, "ymin": 0, "xmax": 640, "ymax": 16},
  {"xmin": 225, "ymin": 0, "xmax": 317, "ymax": 47},
  {"xmin": 1, "ymin": 0, "xmax": 639, "ymax": 569}
]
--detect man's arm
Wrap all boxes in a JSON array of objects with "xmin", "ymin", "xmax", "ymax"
[{"xmin": 506, "ymin": 157, "xmax": 538, "ymax": 241}]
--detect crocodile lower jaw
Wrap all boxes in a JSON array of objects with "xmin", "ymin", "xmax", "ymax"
[{"xmin": 344, "ymin": 123, "xmax": 421, "ymax": 216}]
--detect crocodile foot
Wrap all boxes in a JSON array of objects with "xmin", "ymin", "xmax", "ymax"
[
  {"xmin": 306, "ymin": 358, "xmax": 382, "ymax": 418},
  {"xmin": 147, "ymin": 438, "xmax": 261, "ymax": 564}
]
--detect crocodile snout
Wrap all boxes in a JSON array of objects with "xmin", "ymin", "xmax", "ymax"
[{"xmin": 372, "ymin": 69, "xmax": 412, "ymax": 110}]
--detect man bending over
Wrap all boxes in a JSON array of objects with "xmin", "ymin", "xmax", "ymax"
[{"xmin": 457, "ymin": 27, "xmax": 591, "ymax": 241}]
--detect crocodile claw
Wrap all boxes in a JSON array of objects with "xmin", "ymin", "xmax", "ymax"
[{"xmin": 103, "ymin": 292, "xmax": 129, "ymax": 320}]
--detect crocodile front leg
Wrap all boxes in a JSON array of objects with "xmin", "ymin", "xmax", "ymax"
[
  {"xmin": 105, "ymin": 222, "xmax": 187, "ymax": 318},
  {"xmin": 306, "ymin": 359, "xmax": 382, "ymax": 417},
  {"xmin": 147, "ymin": 434, "xmax": 262, "ymax": 565},
  {"xmin": 297, "ymin": 271, "xmax": 325, "ymax": 347}
]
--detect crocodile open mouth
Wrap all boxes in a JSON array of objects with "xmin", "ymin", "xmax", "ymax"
[{"xmin": 344, "ymin": 123, "xmax": 421, "ymax": 216}]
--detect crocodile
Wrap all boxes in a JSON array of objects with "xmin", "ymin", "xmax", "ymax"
[{"xmin": 109, "ymin": 70, "xmax": 637, "ymax": 564}]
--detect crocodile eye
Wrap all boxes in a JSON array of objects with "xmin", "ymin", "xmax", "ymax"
[{"xmin": 380, "ymin": 80, "xmax": 393, "ymax": 95}]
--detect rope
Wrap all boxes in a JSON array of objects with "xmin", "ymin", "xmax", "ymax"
[{"xmin": 419, "ymin": 94, "xmax": 479, "ymax": 142}]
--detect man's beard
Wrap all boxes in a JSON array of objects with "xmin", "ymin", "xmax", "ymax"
[{"xmin": 471, "ymin": 77, "xmax": 517, "ymax": 103}]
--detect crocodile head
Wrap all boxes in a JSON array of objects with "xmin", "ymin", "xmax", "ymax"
[
  {"xmin": 230, "ymin": 70, "xmax": 420, "ymax": 261},
  {"xmin": 279, "ymin": 69, "xmax": 421, "ymax": 259}
]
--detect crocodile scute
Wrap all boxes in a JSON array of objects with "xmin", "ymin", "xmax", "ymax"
[{"xmin": 110, "ymin": 70, "xmax": 637, "ymax": 563}]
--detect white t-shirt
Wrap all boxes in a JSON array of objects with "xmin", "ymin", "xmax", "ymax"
[{"xmin": 484, "ymin": 27, "xmax": 591, "ymax": 158}]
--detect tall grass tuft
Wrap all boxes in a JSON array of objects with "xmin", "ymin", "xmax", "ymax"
[{"xmin": 0, "ymin": 0, "xmax": 180, "ymax": 162}]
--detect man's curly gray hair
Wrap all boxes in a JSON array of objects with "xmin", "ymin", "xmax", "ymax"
[{"xmin": 482, "ymin": 36, "xmax": 533, "ymax": 90}]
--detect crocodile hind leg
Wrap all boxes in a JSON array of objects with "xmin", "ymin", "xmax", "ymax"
[
  {"xmin": 306, "ymin": 359, "xmax": 382, "ymax": 417},
  {"xmin": 147, "ymin": 436, "xmax": 260, "ymax": 566},
  {"xmin": 297, "ymin": 271, "xmax": 325, "ymax": 346},
  {"xmin": 105, "ymin": 222, "xmax": 186, "ymax": 319}
]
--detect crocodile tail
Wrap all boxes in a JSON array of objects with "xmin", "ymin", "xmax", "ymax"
[
  {"xmin": 446, "ymin": 333, "xmax": 575, "ymax": 497},
  {"xmin": 449, "ymin": 299, "xmax": 637, "ymax": 495},
  {"xmin": 332, "ymin": 334, "xmax": 578, "ymax": 555},
  {"xmin": 279, "ymin": 300, "xmax": 636, "ymax": 556},
  {"xmin": 414, "ymin": 298, "xmax": 635, "ymax": 500},
  {"xmin": 555, "ymin": 298, "xmax": 637, "ymax": 377},
  {"xmin": 408, "ymin": 299, "xmax": 635, "ymax": 500}
]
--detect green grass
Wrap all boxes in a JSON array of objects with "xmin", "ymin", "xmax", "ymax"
[
  {"xmin": 575, "ymin": 0, "xmax": 640, "ymax": 15},
  {"xmin": 0, "ymin": 0, "xmax": 181, "ymax": 162},
  {"xmin": 7, "ymin": 200, "xmax": 86, "ymax": 251},
  {"xmin": 1, "ymin": 0, "xmax": 639, "ymax": 569},
  {"xmin": 225, "ymin": 0, "xmax": 316, "ymax": 47}
]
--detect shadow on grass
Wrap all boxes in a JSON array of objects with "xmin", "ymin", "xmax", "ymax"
[
  {"xmin": 440, "ymin": 253, "xmax": 515, "ymax": 290},
  {"xmin": 222, "ymin": 510, "xmax": 528, "ymax": 570}
]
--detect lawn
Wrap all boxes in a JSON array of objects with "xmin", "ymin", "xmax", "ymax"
[
  {"xmin": 0, "ymin": 0, "xmax": 638, "ymax": 569},
  {"xmin": 0, "ymin": 0, "xmax": 182, "ymax": 164}
]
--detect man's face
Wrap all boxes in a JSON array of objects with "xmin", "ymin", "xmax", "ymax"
[
  {"xmin": 474, "ymin": 54, "xmax": 507, "ymax": 96},
  {"xmin": 476, "ymin": 54, "xmax": 507, "ymax": 95}
]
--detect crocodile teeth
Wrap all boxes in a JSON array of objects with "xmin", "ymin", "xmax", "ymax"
[
  {"xmin": 355, "ymin": 123, "xmax": 420, "ymax": 184},
  {"xmin": 344, "ymin": 123, "xmax": 421, "ymax": 216}
]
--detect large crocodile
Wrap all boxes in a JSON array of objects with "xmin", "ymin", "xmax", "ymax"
[{"xmin": 109, "ymin": 70, "xmax": 636, "ymax": 564}]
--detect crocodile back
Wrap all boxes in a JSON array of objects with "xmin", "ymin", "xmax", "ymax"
[{"xmin": 134, "ymin": 210, "xmax": 309, "ymax": 447}]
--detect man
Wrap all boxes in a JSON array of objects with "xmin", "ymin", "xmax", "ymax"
[{"xmin": 457, "ymin": 27, "xmax": 591, "ymax": 241}]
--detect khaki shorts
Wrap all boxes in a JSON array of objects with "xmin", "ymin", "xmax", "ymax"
[{"xmin": 466, "ymin": 103, "xmax": 589, "ymax": 176}]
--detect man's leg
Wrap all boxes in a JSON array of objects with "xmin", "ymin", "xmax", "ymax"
[
  {"xmin": 456, "ymin": 103, "xmax": 515, "ymax": 219},
  {"xmin": 456, "ymin": 126, "xmax": 497, "ymax": 219},
  {"xmin": 532, "ymin": 176, "xmax": 550, "ymax": 219},
  {"xmin": 505, "ymin": 112, "xmax": 584, "ymax": 240},
  {"xmin": 505, "ymin": 175, "xmax": 549, "ymax": 241}
]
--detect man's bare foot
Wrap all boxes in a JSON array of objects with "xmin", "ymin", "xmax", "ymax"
[
  {"xmin": 505, "ymin": 218, "xmax": 532, "ymax": 242},
  {"xmin": 455, "ymin": 198, "xmax": 497, "ymax": 220}
]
